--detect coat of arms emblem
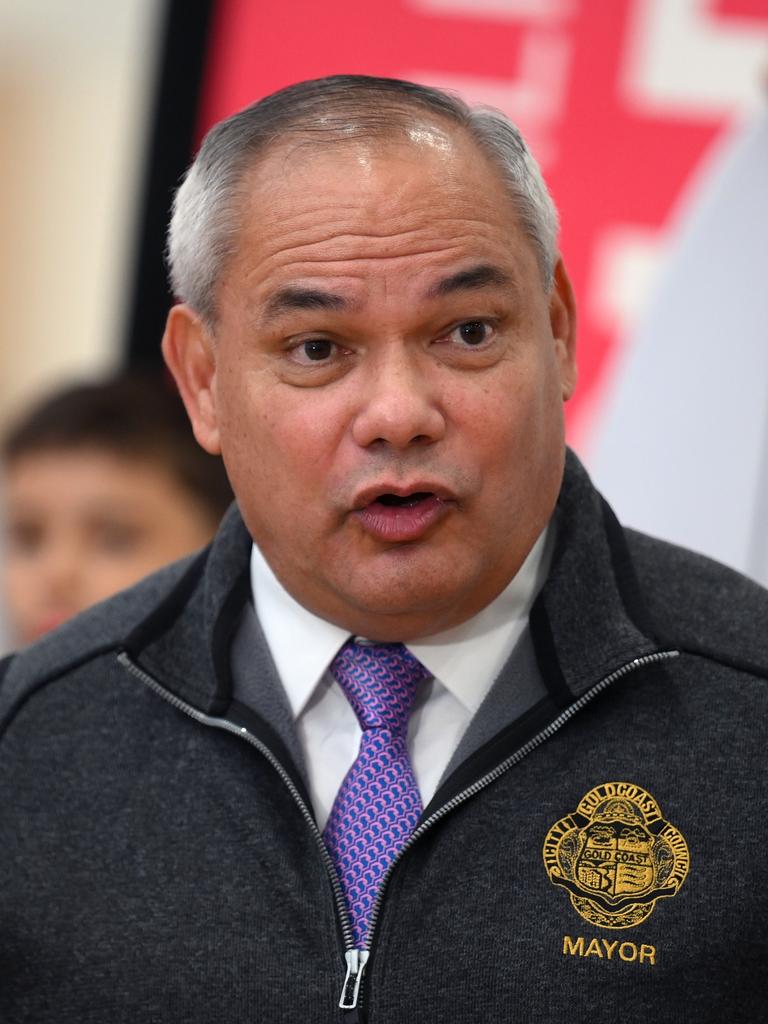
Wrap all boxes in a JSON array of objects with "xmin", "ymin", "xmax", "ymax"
[{"xmin": 543, "ymin": 782, "xmax": 689, "ymax": 928}]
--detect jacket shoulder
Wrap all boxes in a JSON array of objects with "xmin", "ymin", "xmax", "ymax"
[
  {"xmin": 0, "ymin": 550, "xmax": 206, "ymax": 731},
  {"xmin": 626, "ymin": 528, "xmax": 768, "ymax": 677}
]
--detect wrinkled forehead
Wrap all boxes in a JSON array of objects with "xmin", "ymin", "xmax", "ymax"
[
  {"xmin": 238, "ymin": 112, "xmax": 512, "ymax": 211},
  {"xmin": 204, "ymin": 119, "xmax": 540, "ymax": 325}
]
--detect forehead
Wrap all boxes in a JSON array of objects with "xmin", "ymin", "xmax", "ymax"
[
  {"xmin": 6, "ymin": 448, "xmax": 173, "ymax": 496},
  {"xmin": 222, "ymin": 124, "xmax": 539, "ymax": 309}
]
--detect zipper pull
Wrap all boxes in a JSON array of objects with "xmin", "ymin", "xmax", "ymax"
[{"xmin": 339, "ymin": 949, "xmax": 369, "ymax": 1010}]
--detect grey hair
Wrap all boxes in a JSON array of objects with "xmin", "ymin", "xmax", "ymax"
[{"xmin": 167, "ymin": 75, "xmax": 559, "ymax": 324}]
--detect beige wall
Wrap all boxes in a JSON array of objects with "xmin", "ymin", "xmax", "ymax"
[{"xmin": 0, "ymin": 0, "xmax": 161, "ymax": 433}]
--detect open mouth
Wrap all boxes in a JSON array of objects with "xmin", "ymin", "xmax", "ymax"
[
  {"xmin": 355, "ymin": 491, "xmax": 449, "ymax": 542},
  {"xmin": 375, "ymin": 491, "xmax": 434, "ymax": 508}
]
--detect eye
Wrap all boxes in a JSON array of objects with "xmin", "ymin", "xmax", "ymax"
[
  {"xmin": 448, "ymin": 320, "xmax": 494, "ymax": 346},
  {"xmin": 290, "ymin": 338, "xmax": 336, "ymax": 364},
  {"xmin": 6, "ymin": 520, "xmax": 44, "ymax": 556}
]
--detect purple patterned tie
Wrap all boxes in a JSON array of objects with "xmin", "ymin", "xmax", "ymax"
[{"xmin": 323, "ymin": 639, "xmax": 429, "ymax": 949}]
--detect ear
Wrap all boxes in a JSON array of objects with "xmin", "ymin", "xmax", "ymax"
[
  {"xmin": 549, "ymin": 257, "xmax": 578, "ymax": 401},
  {"xmin": 162, "ymin": 304, "xmax": 221, "ymax": 454}
]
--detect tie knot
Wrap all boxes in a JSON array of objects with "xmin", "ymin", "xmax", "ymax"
[{"xmin": 330, "ymin": 640, "xmax": 429, "ymax": 732}]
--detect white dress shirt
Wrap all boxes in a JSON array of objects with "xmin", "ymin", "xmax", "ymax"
[{"xmin": 250, "ymin": 525, "xmax": 554, "ymax": 828}]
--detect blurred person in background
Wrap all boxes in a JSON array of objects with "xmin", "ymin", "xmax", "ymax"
[{"xmin": 1, "ymin": 373, "xmax": 233, "ymax": 646}]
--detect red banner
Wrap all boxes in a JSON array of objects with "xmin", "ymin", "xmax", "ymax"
[{"xmin": 196, "ymin": 0, "xmax": 768, "ymax": 443}]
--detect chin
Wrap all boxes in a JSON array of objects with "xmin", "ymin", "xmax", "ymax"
[{"xmin": 333, "ymin": 583, "xmax": 465, "ymax": 640}]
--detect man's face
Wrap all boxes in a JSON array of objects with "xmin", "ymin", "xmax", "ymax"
[{"xmin": 165, "ymin": 125, "xmax": 576, "ymax": 640}]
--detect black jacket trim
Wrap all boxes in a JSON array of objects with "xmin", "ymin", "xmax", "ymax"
[
  {"xmin": 529, "ymin": 598, "xmax": 572, "ymax": 709},
  {"xmin": 209, "ymin": 567, "xmax": 253, "ymax": 715},
  {"xmin": 423, "ymin": 696, "xmax": 558, "ymax": 814},
  {"xmin": 599, "ymin": 496, "xmax": 660, "ymax": 643},
  {"xmin": 123, "ymin": 546, "xmax": 210, "ymax": 658}
]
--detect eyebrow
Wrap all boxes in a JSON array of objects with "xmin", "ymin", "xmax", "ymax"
[
  {"xmin": 258, "ymin": 262, "xmax": 514, "ymax": 325},
  {"xmin": 260, "ymin": 286, "xmax": 351, "ymax": 324},
  {"xmin": 426, "ymin": 263, "xmax": 515, "ymax": 298}
]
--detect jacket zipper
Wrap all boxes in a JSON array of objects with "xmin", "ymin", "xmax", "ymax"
[
  {"xmin": 349, "ymin": 648, "xmax": 680, "ymax": 1015},
  {"xmin": 116, "ymin": 652, "xmax": 356, "ymax": 950},
  {"xmin": 119, "ymin": 646, "xmax": 678, "ymax": 1015}
]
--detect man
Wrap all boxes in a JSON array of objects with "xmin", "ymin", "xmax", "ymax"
[{"xmin": 1, "ymin": 76, "xmax": 766, "ymax": 1023}]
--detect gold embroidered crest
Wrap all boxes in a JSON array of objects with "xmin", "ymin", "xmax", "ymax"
[{"xmin": 543, "ymin": 782, "xmax": 689, "ymax": 929}]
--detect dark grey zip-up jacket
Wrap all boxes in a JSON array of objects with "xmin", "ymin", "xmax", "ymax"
[{"xmin": 1, "ymin": 453, "xmax": 767, "ymax": 1023}]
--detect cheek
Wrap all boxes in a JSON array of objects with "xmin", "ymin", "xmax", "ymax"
[
  {"xmin": 88, "ymin": 563, "xmax": 137, "ymax": 597},
  {"xmin": 223, "ymin": 380, "xmax": 348, "ymax": 485},
  {"xmin": 457, "ymin": 369, "xmax": 539, "ymax": 448},
  {"xmin": 3, "ymin": 563, "xmax": 32, "ymax": 609},
  {"xmin": 457, "ymin": 365, "xmax": 564, "ymax": 488},
  {"xmin": 215, "ymin": 375, "xmax": 281, "ymax": 486}
]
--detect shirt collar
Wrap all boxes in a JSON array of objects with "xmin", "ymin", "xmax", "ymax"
[
  {"xmin": 250, "ymin": 519, "xmax": 555, "ymax": 719},
  {"xmin": 408, "ymin": 522, "xmax": 555, "ymax": 712},
  {"xmin": 250, "ymin": 545, "xmax": 349, "ymax": 719}
]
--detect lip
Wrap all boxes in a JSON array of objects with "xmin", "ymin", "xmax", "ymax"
[
  {"xmin": 31, "ymin": 611, "xmax": 71, "ymax": 640},
  {"xmin": 352, "ymin": 480, "xmax": 458, "ymax": 510},
  {"xmin": 351, "ymin": 482, "xmax": 456, "ymax": 543}
]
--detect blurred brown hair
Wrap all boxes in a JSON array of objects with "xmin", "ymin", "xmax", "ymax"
[{"xmin": 2, "ymin": 373, "xmax": 233, "ymax": 524}]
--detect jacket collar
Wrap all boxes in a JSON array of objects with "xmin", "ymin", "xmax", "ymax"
[
  {"xmin": 532, "ymin": 449, "xmax": 661, "ymax": 703},
  {"xmin": 124, "ymin": 449, "xmax": 660, "ymax": 715},
  {"xmin": 124, "ymin": 501, "xmax": 252, "ymax": 714}
]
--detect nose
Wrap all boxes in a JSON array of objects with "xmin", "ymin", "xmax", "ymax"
[
  {"xmin": 40, "ymin": 536, "xmax": 83, "ymax": 604},
  {"xmin": 351, "ymin": 346, "xmax": 446, "ymax": 450}
]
